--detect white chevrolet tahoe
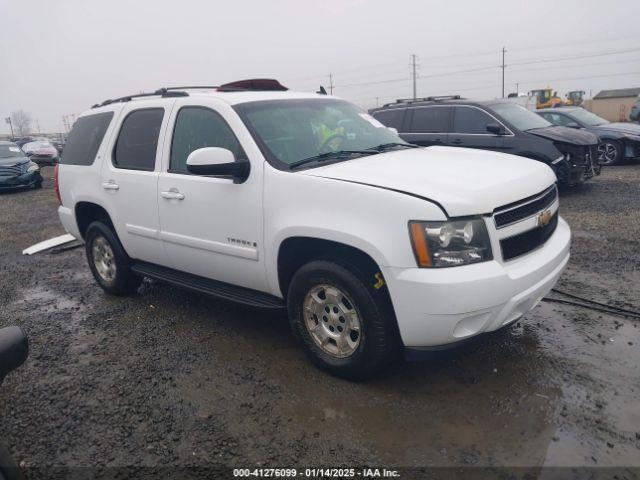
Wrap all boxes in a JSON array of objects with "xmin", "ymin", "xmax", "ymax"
[{"xmin": 56, "ymin": 79, "xmax": 570, "ymax": 379}]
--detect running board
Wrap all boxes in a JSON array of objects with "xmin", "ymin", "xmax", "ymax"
[{"xmin": 131, "ymin": 262, "xmax": 285, "ymax": 310}]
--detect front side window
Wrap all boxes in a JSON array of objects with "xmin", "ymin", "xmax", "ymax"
[
  {"xmin": 452, "ymin": 107, "xmax": 497, "ymax": 134},
  {"xmin": 540, "ymin": 112, "xmax": 573, "ymax": 127},
  {"xmin": 61, "ymin": 112, "xmax": 114, "ymax": 166},
  {"xmin": 235, "ymin": 99, "xmax": 404, "ymax": 167},
  {"xmin": 170, "ymin": 107, "xmax": 244, "ymax": 174},
  {"xmin": 409, "ymin": 107, "xmax": 450, "ymax": 133},
  {"xmin": 113, "ymin": 108, "xmax": 164, "ymax": 171}
]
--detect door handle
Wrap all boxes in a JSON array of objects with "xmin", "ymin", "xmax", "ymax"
[
  {"xmin": 452, "ymin": 138, "xmax": 462, "ymax": 145},
  {"xmin": 101, "ymin": 180, "xmax": 119, "ymax": 190},
  {"xmin": 161, "ymin": 189, "xmax": 185, "ymax": 200}
]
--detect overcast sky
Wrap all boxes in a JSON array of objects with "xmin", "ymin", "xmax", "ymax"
[{"xmin": 1, "ymin": 0, "xmax": 639, "ymax": 133}]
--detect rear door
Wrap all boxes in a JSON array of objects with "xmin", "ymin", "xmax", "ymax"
[
  {"xmin": 449, "ymin": 106, "xmax": 508, "ymax": 151},
  {"xmin": 401, "ymin": 106, "xmax": 450, "ymax": 146},
  {"xmin": 99, "ymin": 100, "xmax": 174, "ymax": 266}
]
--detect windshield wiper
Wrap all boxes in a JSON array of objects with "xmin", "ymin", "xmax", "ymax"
[
  {"xmin": 289, "ymin": 150, "xmax": 378, "ymax": 169},
  {"xmin": 371, "ymin": 142, "xmax": 419, "ymax": 151}
]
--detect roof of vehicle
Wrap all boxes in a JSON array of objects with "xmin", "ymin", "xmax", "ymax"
[
  {"xmin": 84, "ymin": 79, "xmax": 334, "ymax": 118},
  {"xmin": 593, "ymin": 87, "xmax": 640, "ymax": 100},
  {"xmin": 370, "ymin": 97, "xmax": 521, "ymax": 112}
]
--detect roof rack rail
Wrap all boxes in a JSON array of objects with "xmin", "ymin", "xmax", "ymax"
[
  {"xmin": 381, "ymin": 95, "xmax": 464, "ymax": 108},
  {"xmin": 92, "ymin": 88, "xmax": 192, "ymax": 109}
]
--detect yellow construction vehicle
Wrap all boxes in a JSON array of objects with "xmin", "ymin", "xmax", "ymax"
[
  {"xmin": 565, "ymin": 90, "xmax": 585, "ymax": 107},
  {"xmin": 529, "ymin": 88, "xmax": 564, "ymax": 109}
]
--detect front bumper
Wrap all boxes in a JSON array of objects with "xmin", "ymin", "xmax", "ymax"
[
  {"xmin": 0, "ymin": 171, "xmax": 42, "ymax": 190},
  {"xmin": 382, "ymin": 217, "xmax": 570, "ymax": 348}
]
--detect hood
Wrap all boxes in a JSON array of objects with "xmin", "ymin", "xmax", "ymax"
[
  {"xmin": 301, "ymin": 147, "xmax": 556, "ymax": 217},
  {"xmin": 591, "ymin": 122, "xmax": 640, "ymax": 136},
  {"xmin": 0, "ymin": 157, "xmax": 29, "ymax": 167},
  {"xmin": 526, "ymin": 125, "xmax": 598, "ymax": 145}
]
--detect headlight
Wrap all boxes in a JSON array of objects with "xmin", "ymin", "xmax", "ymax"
[
  {"xmin": 26, "ymin": 162, "xmax": 39, "ymax": 173},
  {"xmin": 409, "ymin": 218, "xmax": 493, "ymax": 268}
]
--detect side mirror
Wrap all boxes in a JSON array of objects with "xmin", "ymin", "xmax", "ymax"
[
  {"xmin": 387, "ymin": 127, "xmax": 399, "ymax": 135},
  {"xmin": 186, "ymin": 147, "xmax": 250, "ymax": 184},
  {"xmin": 566, "ymin": 122, "xmax": 581, "ymax": 129},
  {"xmin": 486, "ymin": 123, "xmax": 506, "ymax": 135}
]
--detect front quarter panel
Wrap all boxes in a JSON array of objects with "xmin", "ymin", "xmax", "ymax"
[{"xmin": 264, "ymin": 165, "xmax": 447, "ymax": 297}]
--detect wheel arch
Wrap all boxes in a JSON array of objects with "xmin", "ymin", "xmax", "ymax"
[
  {"xmin": 74, "ymin": 201, "xmax": 114, "ymax": 240},
  {"xmin": 276, "ymin": 235, "xmax": 387, "ymax": 301}
]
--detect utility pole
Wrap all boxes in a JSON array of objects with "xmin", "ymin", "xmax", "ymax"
[
  {"xmin": 329, "ymin": 73, "xmax": 334, "ymax": 95},
  {"xmin": 516, "ymin": 82, "xmax": 519, "ymax": 95},
  {"xmin": 375, "ymin": 96, "xmax": 380, "ymax": 107},
  {"xmin": 411, "ymin": 54, "xmax": 418, "ymax": 100},
  {"xmin": 501, "ymin": 47, "xmax": 506, "ymax": 98},
  {"xmin": 5, "ymin": 117, "xmax": 14, "ymax": 137}
]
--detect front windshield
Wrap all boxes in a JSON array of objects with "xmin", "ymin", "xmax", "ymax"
[
  {"xmin": 0, "ymin": 144, "xmax": 25, "ymax": 159},
  {"xmin": 568, "ymin": 109, "xmax": 609, "ymax": 126},
  {"xmin": 235, "ymin": 99, "xmax": 406, "ymax": 167},
  {"xmin": 492, "ymin": 103, "xmax": 552, "ymax": 131}
]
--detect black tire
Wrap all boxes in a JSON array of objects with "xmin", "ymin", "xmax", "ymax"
[
  {"xmin": 85, "ymin": 221, "xmax": 141, "ymax": 295},
  {"xmin": 598, "ymin": 140, "xmax": 624, "ymax": 165},
  {"xmin": 287, "ymin": 260, "xmax": 400, "ymax": 380}
]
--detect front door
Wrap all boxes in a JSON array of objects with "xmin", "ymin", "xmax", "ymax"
[
  {"xmin": 157, "ymin": 100, "xmax": 266, "ymax": 292},
  {"xmin": 448, "ymin": 106, "xmax": 507, "ymax": 151}
]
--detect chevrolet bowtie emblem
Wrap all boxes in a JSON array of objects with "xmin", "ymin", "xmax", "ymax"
[{"xmin": 537, "ymin": 210, "xmax": 552, "ymax": 227}]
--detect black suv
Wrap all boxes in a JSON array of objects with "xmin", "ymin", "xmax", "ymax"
[{"xmin": 370, "ymin": 96, "xmax": 600, "ymax": 187}]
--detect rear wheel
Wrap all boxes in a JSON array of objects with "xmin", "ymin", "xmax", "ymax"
[
  {"xmin": 287, "ymin": 260, "xmax": 399, "ymax": 380},
  {"xmin": 85, "ymin": 221, "xmax": 141, "ymax": 295},
  {"xmin": 598, "ymin": 140, "xmax": 623, "ymax": 165}
]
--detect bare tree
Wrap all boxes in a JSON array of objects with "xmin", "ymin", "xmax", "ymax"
[{"xmin": 11, "ymin": 110, "xmax": 32, "ymax": 136}]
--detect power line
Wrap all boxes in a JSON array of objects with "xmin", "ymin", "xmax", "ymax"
[{"xmin": 509, "ymin": 47, "xmax": 640, "ymax": 67}]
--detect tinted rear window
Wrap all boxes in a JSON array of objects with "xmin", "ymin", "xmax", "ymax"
[
  {"xmin": 60, "ymin": 112, "xmax": 114, "ymax": 166},
  {"xmin": 113, "ymin": 108, "xmax": 164, "ymax": 171},
  {"xmin": 410, "ymin": 107, "xmax": 450, "ymax": 133},
  {"xmin": 372, "ymin": 109, "xmax": 405, "ymax": 130}
]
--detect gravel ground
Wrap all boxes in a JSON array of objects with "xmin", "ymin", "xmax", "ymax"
[{"xmin": 1, "ymin": 165, "xmax": 639, "ymax": 478}]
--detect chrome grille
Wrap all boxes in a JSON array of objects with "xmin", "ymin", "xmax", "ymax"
[
  {"xmin": 493, "ymin": 185, "xmax": 557, "ymax": 229},
  {"xmin": 0, "ymin": 164, "xmax": 22, "ymax": 176}
]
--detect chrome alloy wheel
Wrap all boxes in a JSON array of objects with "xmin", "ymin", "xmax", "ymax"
[
  {"xmin": 303, "ymin": 284, "xmax": 362, "ymax": 358},
  {"xmin": 91, "ymin": 235, "xmax": 116, "ymax": 283},
  {"xmin": 598, "ymin": 142, "xmax": 618, "ymax": 164}
]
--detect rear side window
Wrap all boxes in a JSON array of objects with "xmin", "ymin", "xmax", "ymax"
[
  {"xmin": 372, "ymin": 109, "xmax": 405, "ymax": 130},
  {"xmin": 60, "ymin": 112, "xmax": 113, "ymax": 166},
  {"xmin": 452, "ymin": 106, "xmax": 497, "ymax": 134},
  {"xmin": 540, "ymin": 112, "xmax": 572, "ymax": 126},
  {"xmin": 409, "ymin": 107, "xmax": 450, "ymax": 133},
  {"xmin": 169, "ymin": 107, "xmax": 244, "ymax": 174},
  {"xmin": 113, "ymin": 108, "xmax": 164, "ymax": 171}
]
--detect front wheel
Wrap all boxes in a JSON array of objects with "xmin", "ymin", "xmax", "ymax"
[
  {"xmin": 598, "ymin": 140, "xmax": 623, "ymax": 165},
  {"xmin": 85, "ymin": 221, "xmax": 141, "ymax": 295},
  {"xmin": 287, "ymin": 260, "xmax": 399, "ymax": 380}
]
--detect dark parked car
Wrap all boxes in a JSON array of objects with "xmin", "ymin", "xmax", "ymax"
[
  {"xmin": 370, "ymin": 97, "xmax": 600, "ymax": 187},
  {"xmin": 21, "ymin": 140, "xmax": 59, "ymax": 166},
  {"xmin": 537, "ymin": 107, "xmax": 640, "ymax": 165},
  {"xmin": 0, "ymin": 141, "xmax": 43, "ymax": 190}
]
